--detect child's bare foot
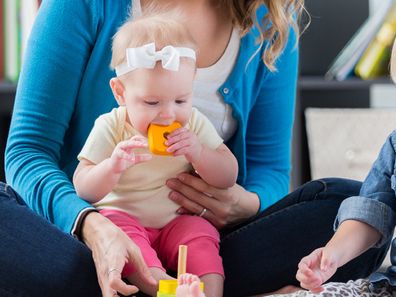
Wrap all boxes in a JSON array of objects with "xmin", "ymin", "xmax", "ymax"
[{"xmin": 176, "ymin": 273, "xmax": 205, "ymax": 297}]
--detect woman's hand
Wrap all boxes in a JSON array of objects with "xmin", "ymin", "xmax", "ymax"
[
  {"xmin": 81, "ymin": 212, "xmax": 156, "ymax": 297},
  {"xmin": 166, "ymin": 173, "xmax": 260, "ymax": 229}
]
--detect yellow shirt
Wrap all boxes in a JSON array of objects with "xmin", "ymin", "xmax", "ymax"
[{"xmin": 78, "ymin": 106, "xmax": 223, "ymax": 228}]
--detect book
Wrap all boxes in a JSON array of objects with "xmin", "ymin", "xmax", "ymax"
[
  {"xmin": 4, "ymin": 0, "xmax": 21, "ymax": 83},
  {"xmin": 300, "ymin": 0, "xmax": 369, "ymax": 76},
  {"xmin": 355, "ymin": 2, "xmax": 396, "ymax": 80},
  {"xmin": 325, "ymin": 0, "xmax": 392, "ymax": 81}
]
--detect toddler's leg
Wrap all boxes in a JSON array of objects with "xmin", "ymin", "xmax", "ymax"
[
  {"xmin": 156, "ymin": 215, "xmax": 224, "ymax": 297},
  {"xmin": 157, "ymin": 215, "xmax": 224, "ymax": 297},
  {"xmin": 176, "ymin": 273, "xmax": 205, "ymax": 297}
]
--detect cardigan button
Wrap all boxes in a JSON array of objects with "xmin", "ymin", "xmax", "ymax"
[{"xmin": 223, "ymin": 87, "xmax": 229, "ymax": 94}]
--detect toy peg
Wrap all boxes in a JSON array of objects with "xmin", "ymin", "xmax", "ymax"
[{"xmin": 177, "ymin": 245, "xmax": 188, "ymax": 278}]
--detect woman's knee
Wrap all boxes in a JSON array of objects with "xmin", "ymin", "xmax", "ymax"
[
  {"xmin": 296, "ymin": 178, "xmax": 362, "ymax": 203},
  {"xmin": 0, "ymin": 182, "xmax": 27, "ymax": 206},
  {"xmin": 315, "ymin": 178, "xmax": 362, "ymax": 197}
]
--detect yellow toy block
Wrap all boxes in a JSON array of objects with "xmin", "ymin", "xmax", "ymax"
[
  {"xmin": 157, "ymin": 279, "xmax": 204, "ymax": 297},
  {"xmin": 148, "ymin": 122, "xmax": 182, "ymax": 155}
]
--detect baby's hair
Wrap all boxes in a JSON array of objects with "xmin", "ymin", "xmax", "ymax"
[
  {"xmin": 391, "ymin": 39, "xmax": 396, "ymax": 82},
  {"xmin": 110, "ymin": 7, "xmax": 197, "ymax": 70}
]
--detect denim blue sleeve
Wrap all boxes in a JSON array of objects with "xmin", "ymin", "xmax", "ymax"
[
  {"xmin": 5, "ymin": 0, "xmax": 100, "ymax": 234},
  {"xmin": 244, "ymin": 28, "xmax": 298, "ymax": 211},
  {"xmin": 335, "ymin": 131, "xmax": 396, "ymax": 247}
]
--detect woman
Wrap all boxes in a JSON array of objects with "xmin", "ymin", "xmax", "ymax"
[{"xmin": 2, "ymin": 1, "xmax": 388, "ymax": 297}]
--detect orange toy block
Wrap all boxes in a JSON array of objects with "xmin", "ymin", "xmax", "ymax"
[{"xmin": 148, "ymin": 122, "xmax": 182, "ymax": 155}]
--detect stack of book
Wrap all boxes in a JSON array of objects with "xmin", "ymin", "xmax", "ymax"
[
  {"xmin": 326, "ymin": 0, "xmax": 396, "ymax": 81},
  {"xmin": 2, "ymin": 0, "xmax": 41, "ymax": 83}
]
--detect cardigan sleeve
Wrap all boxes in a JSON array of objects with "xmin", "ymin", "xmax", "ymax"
[
  {"xmin": 5, "ymin": 0, "xmax": 101, "ymax": 234},
  {"xmin": 244, "ymin": 28, "xmax": 298, "ymax": 212}
]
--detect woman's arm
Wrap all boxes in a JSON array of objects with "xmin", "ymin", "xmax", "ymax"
[
  {"xmin": 5, "ymin": 1, "xmax": 155, "ymax": 295},
  {"xmin": 243, "ymin": 26, "xmax": 298, "ymax": 212},
  {"xmin": 5, "ymin": 0, "xmax": 98, "ymax": 233}
]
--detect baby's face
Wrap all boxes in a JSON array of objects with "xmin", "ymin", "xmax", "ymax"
[{"xmin": 121, "ymin": 60, "xmax": 195, "ymax": 136}]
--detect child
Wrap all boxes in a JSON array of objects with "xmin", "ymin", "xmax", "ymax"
[
  {"xmin": 289, "ymin": 39, "xmax": 396, "ymax": 296},
  {"xmin": 73, "ymin": 10, "xmax": 238, "ymax": 297}
]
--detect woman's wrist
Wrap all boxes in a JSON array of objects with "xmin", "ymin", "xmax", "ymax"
[
  {"xmin": 231, "ymin": 184, "xmax": 260, "ymax": 222},
  {"xmin": 80, "ymin": 211, "xmax": 109, "ymax": 248},
  {"xmin": 72, "ymin": 208, "xmax": 97, "ymax": 239},
  {"xmin": 242, "ymin": 190, "xmax": 260, "ymax": 217}
]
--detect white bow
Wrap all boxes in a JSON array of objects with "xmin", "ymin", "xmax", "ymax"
[{"xmin": 115, "ymin": 43, "xmax": 196, "ymax": 76}]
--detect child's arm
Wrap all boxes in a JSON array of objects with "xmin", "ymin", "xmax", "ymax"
[
  {"xmin": 166, "ymin": 127, "xmax": 238, "ymax": 188},
  {"xmin": 296, "ymin": 220, "xmax": 381, "ymax": 293},
  {"xmin": 73, "ymin": 135, "xmax": 152, "ymax": 203}
]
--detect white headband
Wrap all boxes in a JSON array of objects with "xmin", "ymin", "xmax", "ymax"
[{"xmin": 115, "ymin": 42, "xmax": 196, "ymax": 76}]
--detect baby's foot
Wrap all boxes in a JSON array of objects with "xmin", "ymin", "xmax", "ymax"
[{"xmin": 176, "ymin": 273, "xmax": 205, "ymax": 297}]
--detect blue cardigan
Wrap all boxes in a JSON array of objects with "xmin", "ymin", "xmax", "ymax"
[{"xmin": 5, "ymin": 0, "xmax": 298, "ymax": 234}]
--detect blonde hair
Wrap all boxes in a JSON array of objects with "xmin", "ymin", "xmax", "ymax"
[
  {"xmin": 110, "ymin": 10, "xmax": 196, "ymax": 69},
  {"xmin": 391, "ymin": 39, "xmax": 396, "ymax": 82},
  {"xmin": 220, "ymin": 0, "xmax": 305, "ymax": 71}
]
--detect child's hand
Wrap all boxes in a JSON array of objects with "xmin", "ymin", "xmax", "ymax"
[
  {"xmin": 165, "ymin": 127, "xmax": 202, "ymax": 163},
  {"xmin": 296, "ymin": 247, "xmax": 338, "ymax": 293},
  {"xmin": 110, "ymin": 135, "xmax": 152, "ymax": 173}
]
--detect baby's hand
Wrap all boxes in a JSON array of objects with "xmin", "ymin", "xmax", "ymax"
[
  {"xmin": 165, "ymin": 127, "xmax": 202, "ymax": 163},
  {"xmin": 296, "ymin": 247, "xmax": 338, "ymax": 293},
  {"xmin": 110, "ymin": 135, "xmax": 152, "ymax": 173}
]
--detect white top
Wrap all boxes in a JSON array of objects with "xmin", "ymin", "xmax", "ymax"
[
  {"xmin": 193, "ymin": 28, "xmax": 240, "ymax": 142},
  {"xmin": 132, "ymin": 0, "xmax": 239, "ymax": 141},
  {"xmin": 78, "ymin": 107, "xmax": 223, "ymax": 228}
]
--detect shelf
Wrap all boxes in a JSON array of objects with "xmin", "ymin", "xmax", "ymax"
[
  {"xmin": 2, "ymin": 77, "xmax": 392, "ymax": 93},
  {"xmin": 298, "ymin": 76, "xmax": 392, "ymax": 90}
]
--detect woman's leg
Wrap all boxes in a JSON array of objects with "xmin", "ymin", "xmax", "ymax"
[
  {"xmin": 0, "ymin": 182, "xmax": 101, "ymax": 297},
  {"xmin": 220, "ymin": 178, "xmax": 390, "ymax": 297}
]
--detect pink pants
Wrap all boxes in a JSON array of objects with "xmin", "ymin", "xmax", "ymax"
[{"xmin": 100, "ymin": 210, "xmax": 224, "ymax": 278}]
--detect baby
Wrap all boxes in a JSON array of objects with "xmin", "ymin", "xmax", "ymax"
[{"xmin": 73, "ymin": 8, "xmax": 238, "ymax": 297}]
